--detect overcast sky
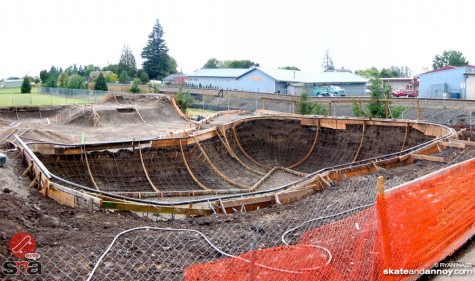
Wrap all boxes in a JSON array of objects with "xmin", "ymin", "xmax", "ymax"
[{"xmin": 2, "ymin": 0, "xmax": 475, "ymax": 79}]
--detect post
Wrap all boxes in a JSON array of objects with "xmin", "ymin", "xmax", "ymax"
[
  {"xmin": 248, "ymin": 241, "xmax": 257, "ymax": 281},
  {"xmin": 358, "ymin": 101, "xmax": 362, "ymax": 117},
  {"xmin": 385, "ymin": 101, "xmax": 389, "ymax": 119},
  {"xmin": 416, "ymin": 98, "xmax": 422, "ymax": 120},
  {"xmin": 376, "ymin": 176, "xmax": 393, "ymax": 280},
  {"xmin": 328, "ymin": 102, "xmax": 332, "ymax": 116}
]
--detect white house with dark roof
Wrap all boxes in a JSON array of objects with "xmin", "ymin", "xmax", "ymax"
[{"xmin": 186, "ymin": 68, "xmax": 367, "ymax": 96}]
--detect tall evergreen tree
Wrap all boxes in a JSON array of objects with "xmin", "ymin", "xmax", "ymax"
[
  {"xmin": 141, "ymin": 19, "xmax": 176, "ymax": 80},
  {"xmin": 21, "ymin": 76, "xmax": 32, "ymax": 93},
  {"xmin": 119, "ymin": 70, "xmax": 130, "ymax": 84},
  {"xmin": 118, "ymin": 45, "xmax": 137, "ymax": 78},
  {"xmin": 94, "ymin": 73, "xmax": 108, "ymax": 91}
]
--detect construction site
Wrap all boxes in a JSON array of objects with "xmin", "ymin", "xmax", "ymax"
[{"xmin": 0, "ymin": 90, "xmax": 474, "ymax": 280}]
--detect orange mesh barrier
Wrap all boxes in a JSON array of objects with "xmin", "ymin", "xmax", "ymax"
[{"xmin": 185, "ymin": 158, "xmax": 475, "ymax": 281}]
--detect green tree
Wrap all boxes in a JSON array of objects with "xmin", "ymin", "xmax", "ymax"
[
  {"xmin": 279, "ymin": 66, "xmax": 301, "ymax": 71},
  {"xmin": 354, "ymin": 78, "xmax": 403, "ymax": 119},
  {"xmin": 39, "ymin": 70, "xmax": 50, "ymax": 83},
  {"xmin": 94, "ymin": 73, "xmax": 108, "ymax": 91},
  {"xmin": 203, "ymin": 58, "xmax": 222, "ymax": 68},
  {"xmin": 295, "ymin": 91, "xmax": 328, "ymax": 115},
  {"xmin": 67, "ymin": 75, "xmax": 87, "ymax": 89},
  {"xmin": 141, "ymin": 19, "xmax": 177, "ymax": 79},
  {"xmin": 129, "ymin": 82, "xmax": 141, "ymax": 93},
  {"xmin": 21, "ymin": 76, "xmax": 31, "ymax": 93},
  {"xmin": 366, "ymin": 78, "xmax": 390, "ymax": 118},
  {"xmin": 119, "ymin": 70, "xmax": 130, "ymax": 84},
  {"xmin": 202, "ymin": 59, "xmax": 259, "ymax": 69},
  {"xmin": 58, "ymin": 72, "xmax": 69, "ymax": 88},
  {"xmin": 175, "ymin": 86, "xmax": 194, "ymax": 113},
  {"xmin": 118, "ymin": 44, "xmax": 137, "ymax": 78},
  {"xmin": 224, "ymin": 60, "xmax": 259, "ymax": 68},
  {"xmin": 432, "ymin": 50, "xmax": 469, "ymax": 70},
  {"xmin": 105, "ymin": 73, "xmax": 119, "ymax": 83},
  {"xmin": 44, "ymin": 76, "xmax": 57, "ymax": 88},
  {"xmin": 139, "ymin": 71, "xmax": 149, "ymax": 84},
  {"xmin": 355, "ymin": 67, "xmax": 380, "ymax": 79},
  {"xmin": 103, "ymin": 64, "xmax": 119, "ymax": 74}
]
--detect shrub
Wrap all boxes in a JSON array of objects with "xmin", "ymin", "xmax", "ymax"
[
  {"xmin": 175, "ymin": 86, "xmax": 194, "ymax": 113},
  {"xmin": 296, "ymin": 91, "xmax": 328, "ymax": 115},
  {"xmin": 129, "ymin": 82, "xmax": 141, "ymax": 93},
  {"xmin": 94, "ymin": 73, "xmax": 108, "ymax": 91},
  {"xmin": 21, "ymin": 76, "xmax": 31, "ymax": 93}
]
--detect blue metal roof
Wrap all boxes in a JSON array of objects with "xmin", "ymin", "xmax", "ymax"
[
  {"xmin": 187, "ymin": 68, "xmax": 367, "ymax": 84},
  {"xmin": 187, "ymin": 68, "xmax": 253, "ymax": 78}
]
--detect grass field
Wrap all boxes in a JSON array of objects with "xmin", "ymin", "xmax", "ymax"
[
  {"xmin": 186, "ymin": 108, "xmax": 216, "ymax": 118},
  {"xmin": 0, "ymin": 87, "xmax": 90, "ymax": 106}
]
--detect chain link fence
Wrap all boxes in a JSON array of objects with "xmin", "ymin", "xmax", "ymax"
[{"xmin": 3, "ymin": 163, "xmax": 474, "ymax": 280}]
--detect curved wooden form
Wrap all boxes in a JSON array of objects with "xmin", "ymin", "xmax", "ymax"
[
  {"xmin": 137, "ymin": 144, "xmax": 160, "ymax": 193},
  {"xmin": 401, "ymin": 123, "xmax": 409, "ymax": 151},
  {"xmin": 287, "ymin": 122, "xmax": 320, "ymax": 169},
  {"xmin": 216, "ymin": 127, "xmax": 266, "ymax": 176},
  {"xmin": 82, "ymin": 148, "xmax": 100, "ymax": 191},
  {"xmin": 179, "ymin": 139, "xmax": 210, "ymax": 191},
  {"xmin": 192, "ymin": 136, "xmax": 252, "ymax": 189},
  {"xmin": 231, "ymin": 124, "xmax": 273, "ymax": 171},
  {"xmin": 352, "ymin": 122, "xmax": 366, "ymax": 163}
]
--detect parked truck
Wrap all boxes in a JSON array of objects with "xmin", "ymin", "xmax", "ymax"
[
  {"xmin": 390, "ymin": 77, "xmax": 419, "ymax": 98},
  {"xmin": 313, "ymin": 85, "xmax": 346, "ymax": 97}
]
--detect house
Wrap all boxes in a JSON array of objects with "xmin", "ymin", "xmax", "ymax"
[
  {"xmin": 162, "ymin": 73, "xmax": 187, "ymax": 86},
  {"xmin": 380, "ymin": 77, "xmax": 414, "ymax": 91},
  {"xmin": 418, "ymin": 65, "xmax": 475, "ymax": 99},
  {"xmin": 186, "ymin": 68, "xmax": 367, "ymax": 96},
  {"xmin": 3, "ymin": 77, "xmax": 23, "ymax": 88},
  {"xmin": 88, "ymin": 71, "xmax": 112, "ymax": 81}
]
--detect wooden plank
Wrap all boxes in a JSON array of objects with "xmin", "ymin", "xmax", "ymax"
[
  {"xmin": 439, "ymin": 141, "xmax": 466, "ymax": 149},
  {"xmin": 46, "ymin": 186, "xmax": 75, "ymax": 208},
  {"xmin": 151, "ymin": 138, "xmax": 182, "ymax": 148},
  {"xmin": 50, "ymin": 182, "xmax": 101, "ymax": 204},
  {"xmin": 101, "ymin": 201, "xmax": 212, "ymax": 216},
  {"xmin": 410, "ymin": 154, "xmax": 445, "ymax": 163},
  {"xmin": 449, "ymin": 139, "xmax": 475, "ymax": 147}
]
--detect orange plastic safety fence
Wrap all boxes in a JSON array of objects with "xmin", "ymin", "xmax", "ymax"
[
  {"xmin": 379, "ymin": 158, "xmax": 475, "ymax": 280},
  {"xmin": 184, "ymin": 158, "xmax": 475, "ymax": 281}
]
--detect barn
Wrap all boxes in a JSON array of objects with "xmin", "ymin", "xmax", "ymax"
[{"xmin": 186, "ymin": 68, "xmax": 367, "ymax": 96}]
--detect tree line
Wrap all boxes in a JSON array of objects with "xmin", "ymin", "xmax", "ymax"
[{"xmin": 37, "ymin": 19, "xmax": 177, "ymax": 92}]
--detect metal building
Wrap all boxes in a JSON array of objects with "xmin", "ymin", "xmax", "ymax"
[
  {"xmin": 3, "ymin": 77, "xmax": 23, "ymax": 88},
  {"xmin": 186, "ymin": 68, "xmax": 367, "ymax": 96},
  {"xmin": 418, "ymin": 65, "xmax": 475, "ymax": 99}
]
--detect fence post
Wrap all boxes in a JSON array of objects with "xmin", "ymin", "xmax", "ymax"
[
  {"xmin": 248, "ymin": 241, "xmax": 257, "ymax": 281},
  {"xmin": 376, "ymin": 176, "xmax": 393, "ymax": 280},
  {"xmin": 416, "ymin": 99, "xmax": 421, "ymax": 120}
]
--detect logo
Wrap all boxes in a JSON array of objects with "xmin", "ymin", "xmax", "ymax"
[{"xmin": 2, "ymin": 232, "xmax": 42, "ymax": 275}]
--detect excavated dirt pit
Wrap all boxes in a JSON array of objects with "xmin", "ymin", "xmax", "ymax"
[{"xmin": 0, "ymin": 94, "xmax": 473, "ymax": 280}]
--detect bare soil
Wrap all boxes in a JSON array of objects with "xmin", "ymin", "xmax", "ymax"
[{"xmin": 0, "ymin": 96, "xmax": 474, "ymax": 280}]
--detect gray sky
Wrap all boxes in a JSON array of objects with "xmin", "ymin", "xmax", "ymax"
[{"xmin": 2, "ymin": 0, "xmax": 475, "ymax": 79}]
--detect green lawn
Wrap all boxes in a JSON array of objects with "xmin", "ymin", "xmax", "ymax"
[{"xmin": 0, "ymin": 87, "xmax": 91, "ymax": 106}]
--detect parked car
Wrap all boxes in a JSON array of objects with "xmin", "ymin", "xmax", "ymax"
[
  {"xmin": 390, "ymin": 89, "xmax": 418, "ymax": 98},
  {"xmin": 313, "ymin": 85, "xmax": 346, "ymax": 96}
]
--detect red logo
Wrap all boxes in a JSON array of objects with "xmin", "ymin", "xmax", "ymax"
[{"xmin": 9, "ymin": 232, "xmax": 37, "ymax": 259}]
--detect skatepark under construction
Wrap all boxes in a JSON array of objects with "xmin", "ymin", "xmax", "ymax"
[{"xmin": 1, "ymin": 93, "xmax": 474, "ymax": 280}]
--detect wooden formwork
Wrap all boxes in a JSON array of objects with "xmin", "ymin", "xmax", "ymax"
[{"xmin": 15, "ymin": 115, "xmax": 456, "ymax": 217}]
